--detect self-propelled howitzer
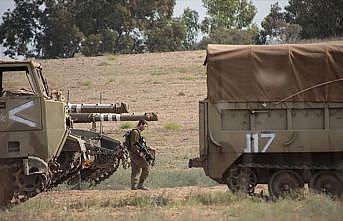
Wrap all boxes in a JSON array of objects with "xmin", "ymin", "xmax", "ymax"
[
  {"xmin": 68, "ymin": 106, "xmax": 158, "ymax": 185},
  {"xmin": 0, "ymin": 60, "xmax": 158, "ymax": 206}
]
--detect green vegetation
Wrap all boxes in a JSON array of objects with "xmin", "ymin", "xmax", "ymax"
[
  {"xmin": 145, "ymin": 19, "xmax": 186, "ymax": 52},
  {"xmin": 151, "ymin": 80, "xmax": 161, "ymax": 85},
  {"xmin": 144, "ymin": 79, "xmax": 161, "ymax": 85},
  {"xmin": 178, "ymin": 76, "xmax": 196, "ymax": 81},
  {"xmin": 106, "ymin": 78, "xmax": 115, "ymax": 85},
  {"xmin": 7, "ymin": 191, "xmax": 343, "ymax": 221},
  {"xmin": 88, "ymin": 167, "xmax": 216, "ymax": 191},
  {"xmin": 175, "ymin": 67, "xmax": 189, "ymax": 74},
  {"xmin": 164, "ymin": 122, "xmax": 182, "ymax": 130},
  {"xmin": 260, "ymin": 2, "xmax": 302, "ymax": 44},
  {"xmin": 181, "ymin": 8, "xmax": 199, "ymax": 50},
  {"xmin": 147, "ymin": 169, "xmax": 216, "ymax": 188},
  {"xmin": 223, "ymin": 194, "xmax": 343, "ymax": 221},
  {"xmin": 112, "ymin": 193, "xmax": 170, "ymax": 208},
  {"xmin": 183, "ymin": 191, "xmax": 239, "ymax": 206},
  {"xmin": 1, "ymin": 0, "xmax": 342, "ymax": 58},
  {"xmin": 285, "ymin": 0, "xmax": 343, "ymax": 39},
  {"xmin": 0, "ymin": 0, "xmax": 184, "ymax": 58},
  {"xmin": 199, "ymin": 0, "xmax": 258, "ymax": 46},
  {"xmin": 97, "ymin": 61, "xmax": 111, "ymax": 66},
  {"xmin": 202, "ymin": 0, "xmax": 256, "ymax": 32},
  {"xmin": 119, "ymin": 122, "xmax": 134, "ymax": 130},
  {"xmin": 82, "ymin": 80, "xmax": 92, "ymax": 87},
  {"xmin": 107, "ymin": 55, "xmax": 117, "ymax": 61},
  {"xmin": 150, "ymin": 69, "xmax": 171, "ymax": 76}
]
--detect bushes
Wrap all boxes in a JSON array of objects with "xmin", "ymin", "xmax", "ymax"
[
  {"xmin": 81, "ymin": 31, "xmax": 118, "ymax": 56},
  {"xmin": 197, "ymin": 27, "xmax": 259, "ymax": 49}
]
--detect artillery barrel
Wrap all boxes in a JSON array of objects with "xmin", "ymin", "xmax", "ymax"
[
  {"xmin": 71, "ymin": 112, "xmax": 158, "ymax": 123},
  {"xmin": 68, "ymin": 103, "xmax": 129, "ymax": 114}
]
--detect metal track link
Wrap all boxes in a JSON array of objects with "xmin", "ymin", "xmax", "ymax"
[{"xmin": 81, "ymin": 145, "xmax": 129, "ymax": 187}]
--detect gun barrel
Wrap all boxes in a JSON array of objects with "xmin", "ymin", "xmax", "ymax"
[
  {"xmin": 68, "ymin": 103, "xmax": 129, "ymax": 114},
  {"xmin": 71, "ymin": 112, "xmax": 158, "ymax": 123}
]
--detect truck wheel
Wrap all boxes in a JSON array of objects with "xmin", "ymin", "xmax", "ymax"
[
  {"xmin": 309, "ymin": 171, "xmax": 342, "ymax": 197},
  {"xmin": 268, "ymin": 170, "xmax": 304, "ymax": 198},
  {"xmin": 226, "ymin": 167, "xmax": 257, "ymax": 194},
  {"xmin": 0, "ymin": 170, "xmax": 14, "ymax": 207}
]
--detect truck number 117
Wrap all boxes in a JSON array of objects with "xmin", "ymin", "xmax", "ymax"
[{"xmin": 245, "ymin": 133, "xmax": 275, "ymax": 153}]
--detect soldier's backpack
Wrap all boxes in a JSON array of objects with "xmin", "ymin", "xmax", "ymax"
[{"xmin": 123, "ymin": 129, "xmax": 139, "ymax": 151}]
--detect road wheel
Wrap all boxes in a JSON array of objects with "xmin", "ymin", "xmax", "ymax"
[
  {"xmin": 14, "ymin": 169, "xmax": 44, "ymax": 197},
  {"xmin": 268, "ymin": 170, "xmax": 304, "ymax": 198},
  {"xmin": 309, "ymin": 171, "xmax": 342, "ymax": 197},
  {"xmin": 0, "ymin": 170, "xmax": 14, "ymax": 207},
  {"xmin": 226, "ymin": 167, "xmax": 257, "ymax": 194}
]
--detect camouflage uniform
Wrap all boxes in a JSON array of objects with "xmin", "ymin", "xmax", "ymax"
[{"xmin": 128, "ymin": 129, "xmax": 150, "ymax": 189}]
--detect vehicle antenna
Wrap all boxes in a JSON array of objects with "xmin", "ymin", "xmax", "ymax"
[{"xmin": 100, "ymin": 92, "xmax": 103, "ymax": 135}]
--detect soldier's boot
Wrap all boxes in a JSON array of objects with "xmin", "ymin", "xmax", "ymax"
[
  {"xmin": 131, "ymin": 185, "xmax": 138, "ymax": 190},
  {"xmin": 137, "ymin": 183, "xmax": 149, "ymax": 190}
]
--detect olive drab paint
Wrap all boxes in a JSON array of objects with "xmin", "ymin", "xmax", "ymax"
[
  {"xmin": 189, "ymin": 43, "xmax": 343, "ymax": 197},
  {"xmin": 0, "ymin": 61, "xmax": 67, "ymax": 161},
  {"xmin": 0, "ymin": 60, "xmax": 158, "ymax": 206}
]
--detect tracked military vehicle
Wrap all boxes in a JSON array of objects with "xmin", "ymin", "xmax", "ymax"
[
  {"xmin": 0, "ymin": 60, "xmax": 158, "ymax": 206},
  {"xmin": 189, "ymin": 43, "xmax": 343, "ymax": 197}
]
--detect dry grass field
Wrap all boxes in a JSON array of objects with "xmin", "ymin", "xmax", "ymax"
[{"xmin": 1, "ymin": 50, "xmax": 342, "ymax": 220}]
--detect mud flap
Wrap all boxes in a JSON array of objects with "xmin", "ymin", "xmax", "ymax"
[
  {"xmin": 23, "ymin": 156, "xmax": 49, "ymax": 175},
  {"xmin": 188, "ymin": 157, "xmax": 205, "ymax": 168}
]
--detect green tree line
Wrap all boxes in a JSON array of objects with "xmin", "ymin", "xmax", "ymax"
[{"xmin": 0, "ymin": 0, "xmax": 342, "ymax": 58}]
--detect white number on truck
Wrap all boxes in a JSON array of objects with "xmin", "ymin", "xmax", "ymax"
[{"xmin": 245, "ymin": 133, "xmax": 275, "ymax": 153}]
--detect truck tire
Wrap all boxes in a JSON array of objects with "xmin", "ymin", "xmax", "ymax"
[
  {"xmin": 309, "ymin": 171, "xmax": 342, "ymax": 198},
  {"xmin": 268, "ymin": 170, "xmax": 304, "ymax": 198}
]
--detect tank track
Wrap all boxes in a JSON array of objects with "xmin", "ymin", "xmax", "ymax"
[
  {"xmin": 2, "ymin": 145, "xmax": 129, "ymax": 207},
  {"xmin": 6, "ymin": 167, "xmax": 50, "ymax": 206},
  {"xmin": 82, "ymin": 164, "xmax": 119, "ymax": 186},
  {"xmin": 80, "ymin": 144, "xmax": 130, "ymax": 186}
]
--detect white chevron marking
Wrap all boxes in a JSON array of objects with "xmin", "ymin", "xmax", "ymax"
[{"xmin": 9, "ymin": 101, "xmax": 37, "ymax": 127}]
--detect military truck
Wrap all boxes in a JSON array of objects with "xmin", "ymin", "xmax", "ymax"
[
  {"xmin": 189, "ymin": 43, "xmax": 343, "ymax": 197},
  {"xmin": 0, "ymin": 60, "xmax": 158, "ymax": 206}
]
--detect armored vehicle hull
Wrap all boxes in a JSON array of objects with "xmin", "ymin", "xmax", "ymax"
[{"xmin": 190, "ymin": 43, "xmax": 343, "ymax": 197}]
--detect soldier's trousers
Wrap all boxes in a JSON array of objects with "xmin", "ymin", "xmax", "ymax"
[{"xmin": 131, "ymin": 159, "xmax": 150, "ymax": 187}]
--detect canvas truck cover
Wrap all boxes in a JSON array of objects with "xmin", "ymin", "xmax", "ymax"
[{"xmin": 206, "ymin": 43, "xmax": 343, "ymax": 102}]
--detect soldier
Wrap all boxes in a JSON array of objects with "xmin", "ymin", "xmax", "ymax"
[{"xmin": 128, "ymin": 119, "xmax": 150, "ymax": 190}]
